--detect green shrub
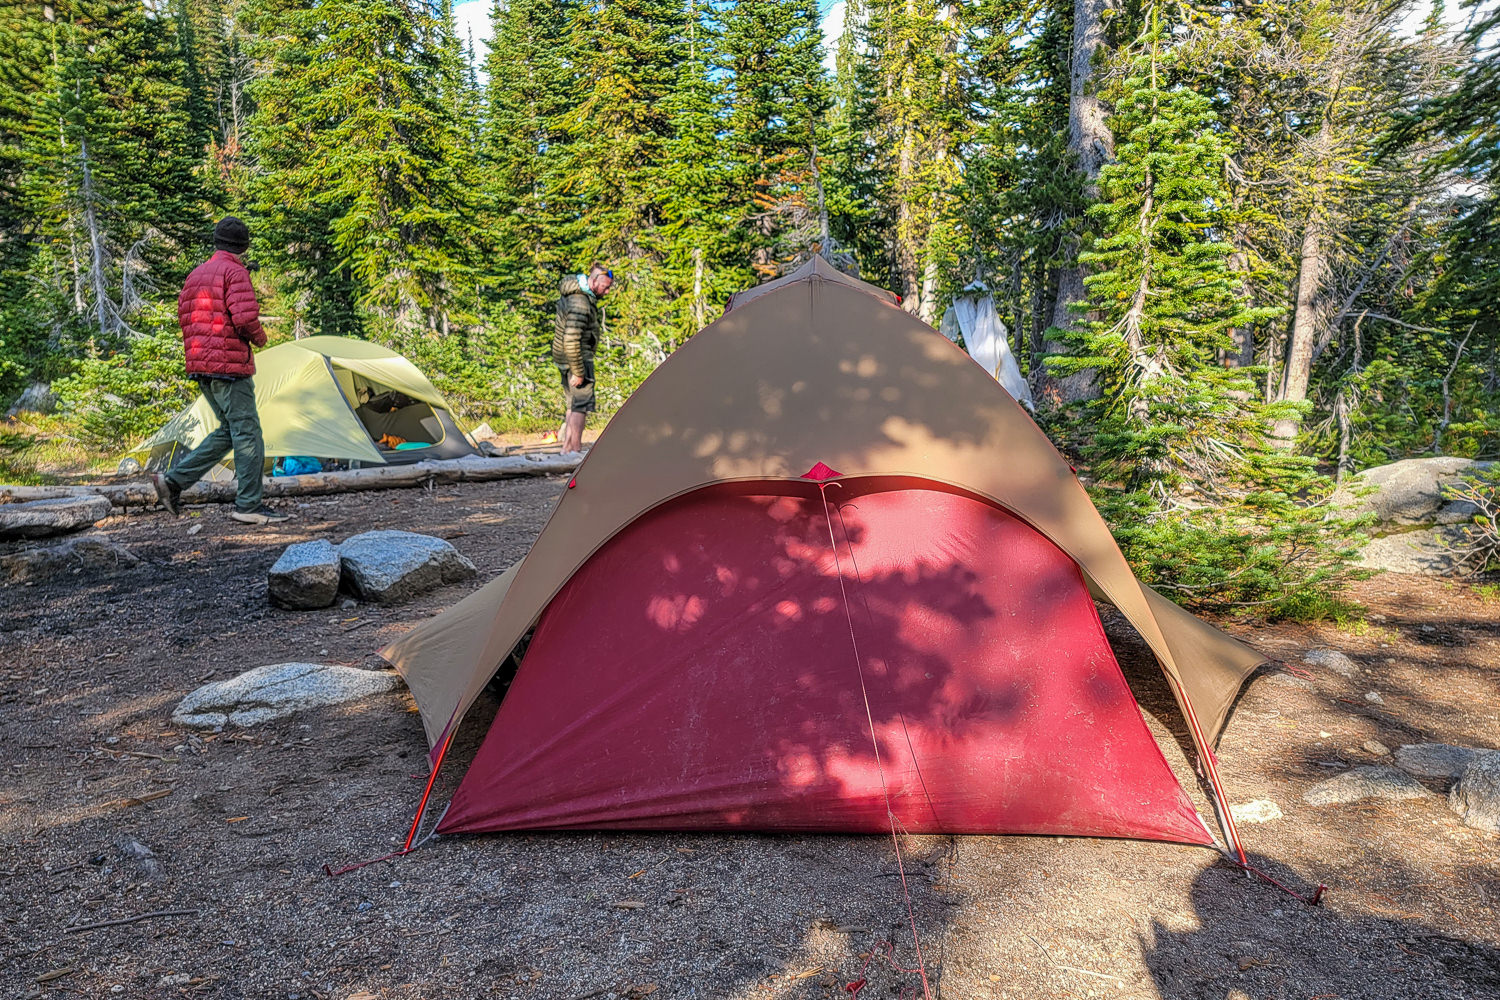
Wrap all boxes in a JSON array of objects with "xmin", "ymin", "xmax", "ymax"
[
  {"xmin": 394, "ymin": 308, "xmax": 566, "ymax": 427},
  {"xmin": 50, "ymin": 307, "xmax": 196, "ymax": 450},
  {"xmin": 1093, "ymin": 454, "xmax": 1370, "ymax": 622}
]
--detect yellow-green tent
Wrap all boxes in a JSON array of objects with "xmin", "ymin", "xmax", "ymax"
[{"xmin": 130, "ymin": 336, "xmax": 476, "ymax": 476}]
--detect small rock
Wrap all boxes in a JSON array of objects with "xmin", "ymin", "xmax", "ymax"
[
  {"xmin": 340, "ymin": 598, "xmax": 358, "ymax": 610},
  {"xmin": 1365, "ymin": 691, "xmax": 1385, "ymax": 705},
  {"xmin": 1230, "ymin": 800, "xmax": 1282, "ymax": 824},
  {"xmin": 268, "ymin": 540, "xmax": 342, "ymax": 610},
  {"xmin": 8, "ymin": 380, "xmax": 57, "ymax": 417},
  {"xmin": 1303, "ymin": 766, "xmax": 1432, "ymax": 806},
  {"xmin": 1262, "ymin": 671, "xmax": 1314, "ymax": 690},
  {"xmin": 187, "ymin": 523, "xmax": 203, "ymax": 536},
  {"xmin": 1363, "ymin": 740, "xmax": 1391, "ymax": 756},
  {"xmin": 1394, "ymin": 743, "xmax": 1482, "ymax": 783},
  {"xmin": 1368, "ymin": 613, "xmax": 1387, "ymax": 622},
  {"xmin": 0, "ymin": 495, "xmax": 113, "ymax": 539},
  {"xmin": 116, "ymin": 837, "xmax": 160, "ymax": 881},
  {"xmin": 158, "ymin": 974, "xmax": 192, "ymax": 988},
  {"xmin": 1, "ymin": 538, "xmax": 139, "ymax": 584},
  {"xmin": 1303, "ymin": 648, "xmax": 1359, "ymax": 678},
  {"xmin": 1448, "ymin": 751, "xmax": 1500, "ymax": 833},
  {"xmin": 338, "ymin": 530, "xmax": 476, "ymax": 603},
  {"xmin": 172, "ymin": 662, "xmax": 403, "ymax": 729}
]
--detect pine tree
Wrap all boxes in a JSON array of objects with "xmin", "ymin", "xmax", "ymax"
[
  {"xmin": 657, "ymin": 2, "xmax": 739, "ymax": 339},
  {"xmin": 481, "ymin": 0, "xmax": 580, "ymax": 319},
  {"xmin": 14, "ymin": 1, "xmax": 207, "ymax": 346},
  {"xmin": 246, "ymin": 0, "xmax": 483, "ymax": 342},
  {"xmin": 546, "ymin": 0, "xmax": 686, "ymax": 349},
  {"xmin": 1061, "ymin": 6, "xmax": 1277, "ymax": 499},
  {"xmin": 825, "ymin": 0, "xmax": 897, "ymax": 288},
  {"xmin": 1058, "ymin": 6, "xmax": 1360, "ymax": 617},
  {"xmin": 847, "ymin": 0, "xmax": 968, "ymax": 323},
  {"xmin": 716, "ymin": 0, "xmax": 830, "ymax": 278},
  {"xmin": 960, "ymin": 0, "xmax": 1076, "ymax": 380}
]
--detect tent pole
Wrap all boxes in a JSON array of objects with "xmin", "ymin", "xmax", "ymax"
[
  {"xmin": 323, "ymin": 724, "xmax": 457, "ymax": 877},
  {"xmin": 1167, "ymin": 674, "xmax": 1326, "ymax": 905},
  {"xmin": 403, "ymin": 727, "xmax": 458, "ymax": 852}
]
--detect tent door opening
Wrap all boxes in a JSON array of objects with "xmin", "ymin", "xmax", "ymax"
[{"xmin": 335, "ymin": 366, "xmax": 448, "ymax": 455}]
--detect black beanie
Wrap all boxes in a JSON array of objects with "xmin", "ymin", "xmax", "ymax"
[{"xmin": 214, "ymin": 216, "xmax": 251, "ymax": 254}]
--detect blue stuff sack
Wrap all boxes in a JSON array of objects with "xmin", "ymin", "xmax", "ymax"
[{"xmin": 274, "ymin": 456, "xmax": 323, "ymax": 477}]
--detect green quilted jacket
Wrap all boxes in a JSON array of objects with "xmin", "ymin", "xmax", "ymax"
[{"xmin": 551, "ymin": 275, "xmax": 599, "ymax": 380}]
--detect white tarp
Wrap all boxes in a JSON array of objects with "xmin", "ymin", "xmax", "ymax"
[{"xmin": 940, "ymin": 285, "xmax": 1035, "ymax": 412}]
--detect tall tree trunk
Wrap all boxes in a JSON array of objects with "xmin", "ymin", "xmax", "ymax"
[
  {"xmin": 78, "ymin": 135, "xmax": 117, "ymax": 339},
  {"xmin": 1271, "ymin": 199, "xmax": 1326, "ymax": 449},
  {"xmin": 692, "ymin": 246, "xmax": 705, "ymax": 331},
  {"xmin": 1041, "ymin": 0, "xmax": 1113, "ymax": 405}
]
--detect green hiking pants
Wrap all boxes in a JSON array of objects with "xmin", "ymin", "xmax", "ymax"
[{"xmin": 164, "ymin": 376, "xmax": 265, "ymax": 512}]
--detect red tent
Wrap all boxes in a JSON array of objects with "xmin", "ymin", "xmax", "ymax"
[{"xmin": 382, "ymin": 258, "xmax": 1266, "ymax": 852}]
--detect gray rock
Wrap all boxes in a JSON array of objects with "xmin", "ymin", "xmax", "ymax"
[
  {"xmin": 1363, "ymin": 740, "xmax": 1391, "ymax": 756},
  {"xmin": 1337, "ymin": 456, "xmax": 1493, "ymax": 525},
  {"xmin": 268, "ymin": 540, "xmax": 342, "ymax": 610},
  {"xmin": 115, "ymin": 837, "xmax": 160, "ymax": 881},
  {"xmin": 1395, "ymin": 742, "xmax": 1483, "ymax": 783},
  {"xmin": 1365, "ymin": 690, "xmax": 1385, "ymax": 705},
  {"xmin": 1261, "ymin": 671, "xmax": 1314, "ymax": 690},
  {"xmin": 337, "ymin": 530, "xmax": 476, "ymax": 604},
  {"xmin": 1303, "ymin": 765, "xmax": 1433, "ymax": 806},
  {"xmin": 172, "ymin": 662, "xmax": 402, "ymax": 729},
  {"xmin": 6, "ymin": 381, "xmax": 57, "ymax": 417},
  {"xmin": 1449, "ymin": 751, "xmax": 1500, "ymax": 833},
  {"xmin": 1304, "ymin": 648, "xmax": 1359, "ymax": 678},
  {"xmin": 1230, "ymin": 799, "xmax": 1283, "ymax": 824},
  {"xmin": 0, "ymin": 495, "xmax": 112, "ymax": 540},
  {"xmin": 1, "ymin": 537, "xmax": 139, "ymax": 583},
  {"xmin": 1358, "ymin": 525, "xmax": 1474, "ymax": 576}
]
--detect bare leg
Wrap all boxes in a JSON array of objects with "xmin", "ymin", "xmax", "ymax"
[{"xmin": 561, "ymin": 410, "xmax": 586, "ymax": 453}]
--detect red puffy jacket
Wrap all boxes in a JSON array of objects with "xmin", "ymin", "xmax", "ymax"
[{"xmin": 176, "ymin": 250, "xmax": 266, "ymax": 377}]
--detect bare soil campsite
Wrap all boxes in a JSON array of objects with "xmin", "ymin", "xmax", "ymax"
[{"xmin": 2, "ymin": 471, "xmax": 1497, "ymax": 1000}]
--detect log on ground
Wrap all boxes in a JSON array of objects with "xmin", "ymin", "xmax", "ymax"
[{"xmin": 0, "ymin": 454, "xmax": 582, "ymax": 508}]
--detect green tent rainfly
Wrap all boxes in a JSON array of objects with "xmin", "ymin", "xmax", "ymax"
[{"xmin": 130, "ymin": 336, "xmax": 477, "ymax": 477}]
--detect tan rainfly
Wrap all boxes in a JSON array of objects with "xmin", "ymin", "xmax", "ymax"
[{"xmin": 383, "ymin": 256, "xmax": 1266, "ymax": 790}]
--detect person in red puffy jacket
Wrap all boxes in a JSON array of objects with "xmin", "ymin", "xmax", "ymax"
[{"xmin": 150, "ymin": 218, "xmax": 288, "ymax": 524}]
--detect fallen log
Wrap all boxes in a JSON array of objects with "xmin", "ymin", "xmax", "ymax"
[{"xmin": 0, "ymin": 454, "xmax": 582, "ymax": 509}]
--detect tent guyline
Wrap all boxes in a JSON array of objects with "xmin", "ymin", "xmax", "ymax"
[
  {"xmin": 342, "ymin": 257, "xmax": 1327, "ymax": 910},
  {"xmin": 817, "ymin": 475, "xmax": 933, "ymax": 1000}
]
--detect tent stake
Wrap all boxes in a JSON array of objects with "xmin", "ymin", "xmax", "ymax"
[{"xmin": 324, "ymin": 728, "xmax": 457, "ymax": 878}]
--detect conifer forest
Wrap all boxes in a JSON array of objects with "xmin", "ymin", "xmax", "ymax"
[{"xmin": 1, "ymin": 0, "xmax": 1497, "ymax": 610}]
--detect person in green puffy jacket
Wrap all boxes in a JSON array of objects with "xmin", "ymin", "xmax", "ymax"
[{"xmin": 549, "ymin": 264, "xmax": 613, "ymax": 453}]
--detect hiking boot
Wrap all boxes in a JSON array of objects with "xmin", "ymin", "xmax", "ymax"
[
  {"xmin": 150, "ymin": 473, "xmax": 181, "ymax": 516},
  {"xmin": 230, "ymin": 505, "xmax": 290, "ymax": 525}
]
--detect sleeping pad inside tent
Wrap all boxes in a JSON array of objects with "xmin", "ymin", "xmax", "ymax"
[{"xmin": 380, "ymin": 257, "xmax": 1268, "ymax": 853}]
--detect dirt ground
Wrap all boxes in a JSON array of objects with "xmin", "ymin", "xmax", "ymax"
[{"xmin": 2, "ymin": 474, "xmax": 1497, "ymax": 1000}]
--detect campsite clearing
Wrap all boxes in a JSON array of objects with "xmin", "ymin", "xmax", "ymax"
[{"xmin": 1, "ymin": 475, "xmax": 1497, "ymax": 1000}]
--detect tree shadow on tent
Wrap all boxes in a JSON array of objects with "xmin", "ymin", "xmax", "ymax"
[{"xmin": 438, "ymin": 482, "xmax": 1198, "ymax": 844}]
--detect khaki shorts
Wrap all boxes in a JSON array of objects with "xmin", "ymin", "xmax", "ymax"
[{"xmin": 558, "ymin": 360, "xmax": 596, "ymax": 414}]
